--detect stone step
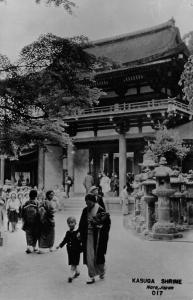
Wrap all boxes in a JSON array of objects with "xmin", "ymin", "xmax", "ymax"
[{"xmin": 61, "ymin": 197, "xmax": 122, "ymax": 214}]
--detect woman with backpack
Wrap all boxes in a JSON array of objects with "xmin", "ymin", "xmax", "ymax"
[
  {"xmin": 21, "ymin": 189, "xmax": 39, "ymax": 253},
  {"xmin": 38, "ymin": 190, "xmax": 56, "ymax": 254}
]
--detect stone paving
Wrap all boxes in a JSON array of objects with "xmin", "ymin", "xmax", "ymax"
[{"xmin": 0, "ymin": 209, "xmax": 193, "ymax": 300}]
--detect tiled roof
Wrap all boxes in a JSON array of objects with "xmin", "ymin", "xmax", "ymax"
[{"xmin": 85, "ymin": 19, "xmax": 189, "ymax": 67}]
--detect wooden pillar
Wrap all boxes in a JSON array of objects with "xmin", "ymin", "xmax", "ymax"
[
  {"xmin": 67, "ymin": 142, "xmax": 75, "ymax": 192},
  {"xmin": 0, "ymin": 156, "xmax": 5, "ymax": 186},
  {"xmin": 38, "ymin": 147, "xmax": 45, "ymax": 189},
  {"xmin": 119, "ymin": 133, "xmax": 127, "ymax": 193},
  {"xmin": 11, "ymin": 161, "xmax": 16, "ymax": 184},
  {"xmin": 108, "ymin": 152, "xmax": 114, "ymax": 176},
  {"xmin": 115, "ymin": 120, "xmax": 129, "ymax": 194}
]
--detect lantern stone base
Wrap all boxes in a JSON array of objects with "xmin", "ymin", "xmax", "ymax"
[{"xmin": 149, "ymin": 222, "xmax": 183, "ymax": 240}]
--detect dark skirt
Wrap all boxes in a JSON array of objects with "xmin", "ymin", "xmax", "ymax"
[
  {"xmin": 39, "ymin": 227, "xmax": 55, "ymax": 248},
  {"xmin": 25, "ymin": 230, "xmax": 38, "ymax": 247},
  {"xmin": 8, "ymin": 210, "xmax": 18, "ymax": 223}
]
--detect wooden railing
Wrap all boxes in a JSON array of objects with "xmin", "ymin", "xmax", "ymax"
[{"xmin": 65, "ymin": 98, "xmax": 192, "ymax": 119}]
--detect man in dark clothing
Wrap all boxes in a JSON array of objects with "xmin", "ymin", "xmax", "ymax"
[
  {"xmin": 83, "ymin": 172, "xmax": 94, "ymax": 194},
  {"xmin": 21, "ymin": 189, "xmax": 39, "ymax": 254}
]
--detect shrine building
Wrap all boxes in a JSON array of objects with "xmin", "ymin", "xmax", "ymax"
[
  {"xmin": 2, "ymin": 19, "xmax": 193, "ymax": 192},
  {"xmin": 63, "ymin": 18, "xmax": 191, "ymax": 194}
]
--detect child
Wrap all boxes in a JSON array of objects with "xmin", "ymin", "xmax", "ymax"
[{"xmin": 56, "ymin": 216, "xmax": 82, "ymax": 283}]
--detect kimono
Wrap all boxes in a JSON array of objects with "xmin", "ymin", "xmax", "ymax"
[
  {"xmin": 100, "ymin": 175, "xmax": 111, "ymax": 195},
  {"xmin": 83, "ymin": 174, "xmax": 94, "ymax": 194},
  {"xmin": 119, "ymin": 187, "xmax": 129, "ymax": 215},
  {"xmin": 78, "ymin": 204, "xmax": 111, "ymax": 278},
  {"xmin": 21, "ymin": 199, "xmax": 39, "ymax": 247},
  {"xmin": 58, "ymin": 229, "xmax": 82, "ymax": 265},
  {"xmin": 38, "ymin": 199, "xmax": 55, "ymax": 248},
  {"xmin": 6, "ymin": 198, "xmax": 20, "ymax": 223},
  {"xmin": 0, "ymin": 198, "xmax": 5, "ymax": 228}
]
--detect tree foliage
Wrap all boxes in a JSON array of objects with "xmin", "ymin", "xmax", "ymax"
[
  {"xmin": 0, "ymin": 0, "xmax": 75, "ymax": 13},
  {"xmin": 145, "ymin": 127, "xmax": 190, "ymax": 165},
  {"xmin": 180, "ymin": 31, "xmax": 193, "ymax": 105},
  {"xmin": 36, "ymin": 0, "xmax": 75, "ymax": 13},
  {"xmin": 0, "ymin": 34, "xmax": 103, "ymax": 157},
  {"xmin": 183, "ymin": 31, "xmax": 193, "ymax": 55},
  {"xmin": 179, "ymin": 54, "xmax": 193, "ymax": 106},
  {"xmin": 180, "ymin": 57, "xmax": 193, "ymax": 106}
]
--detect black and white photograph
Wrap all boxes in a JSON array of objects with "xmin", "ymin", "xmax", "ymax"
[{"xmin": 0, "ymin": 0, "xmax": 193, "ymax": 299}]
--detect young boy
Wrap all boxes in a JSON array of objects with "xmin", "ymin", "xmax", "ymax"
[{"xmin": 56, "ymin": 216, "xmax": 82, "ymax": 283}]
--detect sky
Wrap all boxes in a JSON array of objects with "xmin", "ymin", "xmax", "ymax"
[{"xmin": 0, "ymin": 0, "xmax": 193, "ymax": 62}]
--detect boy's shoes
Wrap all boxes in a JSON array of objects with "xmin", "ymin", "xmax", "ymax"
[
  {"xmin": 68, "ymin": 277, "xmax": 73, "ymax": 283},
  {"xmin": 73, "ymin": 272, "xmax": 80, "ymax": 278},
  {"xmin": 86, "ymin": 278, "xmax": 95, "ymax": 284},
  {"xmin": 99, "ymin": 274, "xmax": 105, "ymax": 280},
  {"xmin": 25, "ymin": 249, "xmax": 32, "ymax": 254},
  {"xmin": 37, "ymin": 250, "xmax": 45, "ymax": 254}
]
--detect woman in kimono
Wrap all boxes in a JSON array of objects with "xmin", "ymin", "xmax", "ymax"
[
  {"xmin": 100, "ymin": 173, "xmax": 111, "ymax": 196},
  {"xmin": 38, "ymin": 190, "xmax": 56, "ymax": 253},
  {"xmin": 120, "ymin": 183, "xmax": 134, "ymax": 215},
  {"xmin": 78, "ymin": 194, "xmax": 111, "ymax": 284}
]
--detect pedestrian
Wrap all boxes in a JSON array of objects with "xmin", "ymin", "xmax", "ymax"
[
  {"xmin": 26, "ymin": 178, "xmax": 30, "ymax": 187},
  {"xmin": 65, "ymin": 175, "xmax": 73, "ymax": 198},
  {"xmin": 38, "ymin": 190, "xmax": 56, "ymax": 253},
  {"xmin": 17, "ymin": 191, "xmax": 24, "ymax": 219},
  {"xmin": 56, "ymin": 216, "xmax": 82, "ymax": 283},
  {"xmin": 88, "ymin": 185, "xmax": 106, "ymax": 210},
  {"xmin": 3, "ymin": 188, "xmax": 11, "ymax": 231},
  {"xmin": 126, "ymin": 172, "xmax": 134, "ymax": 185},
  {"xmin": 100, "ymin": 173, "xmax": 111, "ymax": 196},
  {"xmin": 95, "ymin": 171, "xmax": 102, "ymax": 188},
  {"xmin": 119, "ymin": 183, "xmax": 133, "ymax": 215},
  {"xmin": 113, "ymin": 174, "xmax": 119, "ymax": 196},
  {"xmin": 110, "ymin": 173, "xmax": 115, "ymax": 192},
  {"xmin": 78, "ymin": 194, "xmax": 111, "ymax": 284},
  {"xmin": 83, "ymin": 172, "xmax": 94, "ymax": 194},
  {"xmin": 0, "ymin": 195, "xmax": 5, "ymax": 230},
  {"xmin": 21, "ymin": 189, "xmax": 39, "ymax": 254},
  {"xmin": 6, "ymin": 191, "xmax": 20, "ymax": 232}
]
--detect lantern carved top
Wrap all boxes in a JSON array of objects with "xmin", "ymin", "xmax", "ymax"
[
  {"xmin": 153, "ymin": 157, "xmax": 172, "ymax": 178},
  {"xmin": 139, "ymin": 149, "xmax": 157, "ymax": 168}
]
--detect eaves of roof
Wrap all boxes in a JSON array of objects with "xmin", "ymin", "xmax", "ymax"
[{"xmin": 85, "ymin": 19, "xmax": 189, "ymax": 68}]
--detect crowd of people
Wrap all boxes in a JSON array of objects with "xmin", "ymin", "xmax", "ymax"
[
  {"xmin": 0, "ymin": 179, "xmax": 111, "ymax": 285},
  {"xmin": 0, "ymin": 169, "xmax": 136, "ymax": 284},
  {"xmin": 83, "ymin": 171, "xmax": 134, "ymax": 198},
  {"xmin": 83, "ymin": 171, "xmax": 117, "ymax": 196},
  {"xmin": 0, "ymin": 182, "xmax": 67, "ymax": 233}
]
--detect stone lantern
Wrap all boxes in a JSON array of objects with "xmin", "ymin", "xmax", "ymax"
[
  {"xmin": 184, "ymin": 171, "xmax": 193, "ymax": 225},
  {"xmin": 170, "ymin": 168, "xmax": 184, "ymax": 225},
  {"xmin": 132, "ymin": 174, "xmax": 143, "ymax": 216},
  {"xmin": 139, "ymin": 150, "xmax": 157, "ymax": 233},
  {"xmin": 130, "ymin": 174, "xmax": 143, "ymax": 230},
  {"xmin": 150, "ymin": 157, "xmax": 182, "ymax": 240}
]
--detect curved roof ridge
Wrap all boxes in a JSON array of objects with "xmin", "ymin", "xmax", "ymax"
[{"xmin": 93, "ymin": 18, "xmax": 176, "ymax": 46}]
